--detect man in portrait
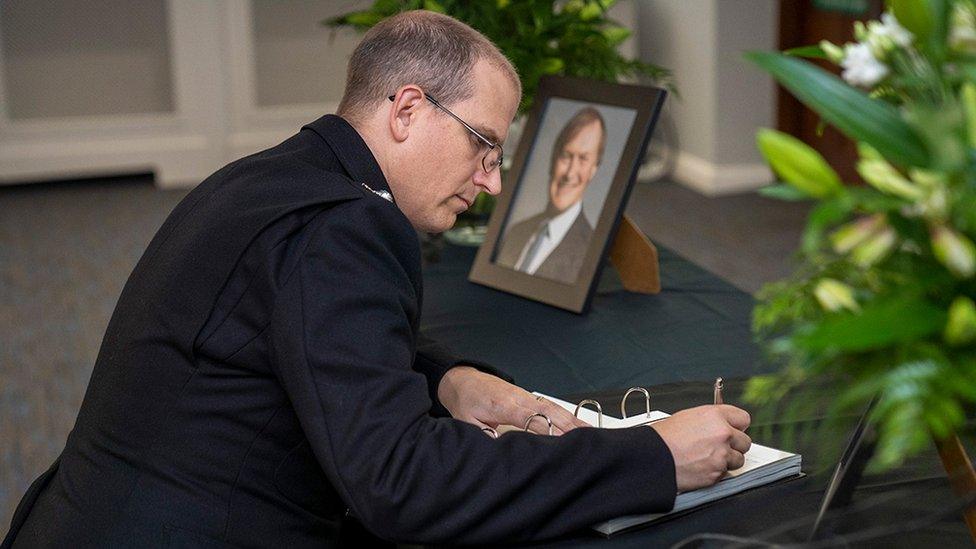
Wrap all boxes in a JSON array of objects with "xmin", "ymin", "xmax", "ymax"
[{"xmin": 495, "ymin": 106, "xmax": 606, "ymax": 284}]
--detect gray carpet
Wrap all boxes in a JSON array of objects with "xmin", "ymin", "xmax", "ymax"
[{"xmin": 0, "ymin": 175, "xmax": 808, "ymax": 532}]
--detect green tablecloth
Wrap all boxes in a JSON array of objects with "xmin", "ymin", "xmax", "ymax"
[{"xmin": 421, "ymin": 243, "xmax": 767, "ymax": 395}]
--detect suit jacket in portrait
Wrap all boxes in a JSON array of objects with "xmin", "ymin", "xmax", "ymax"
[
  {"xmin": 494, "ymin": 208, "xmax": 594, "ymax": 284},
  {"xmin": 3, "ymin": 116, "xmax": 675, "ymax": 548}
]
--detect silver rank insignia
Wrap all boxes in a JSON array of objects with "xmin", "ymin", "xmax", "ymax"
[{"xmin": 359, "ymin": 182, "xmax": 394, "ymax": 203}]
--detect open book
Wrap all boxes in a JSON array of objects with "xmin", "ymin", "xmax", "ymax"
[{"xmin": 532, "ymin": 393, "xmax": 803, "ymax": 536}]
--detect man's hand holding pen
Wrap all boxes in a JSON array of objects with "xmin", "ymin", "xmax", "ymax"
[
  {"xmin": 650, "ymin": 378, "xmax": 752, "ymax": 492},
  {"xmin": 651, "ymin": 405, "xmax": 752, "ymax": 491}
]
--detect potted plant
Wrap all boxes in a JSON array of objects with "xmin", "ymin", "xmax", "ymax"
[
  {"xmin": 745, "ymin": 0, "xmax": 976, "ymax": 479},
  {"xmin": 325, "ymin": 0, "xmax": 671, "ymax": 244}
]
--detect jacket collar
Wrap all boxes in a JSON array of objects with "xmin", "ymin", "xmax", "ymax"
[{"xmin": 302, "ymin": 114, "xmax": 396, "ymax": 204}]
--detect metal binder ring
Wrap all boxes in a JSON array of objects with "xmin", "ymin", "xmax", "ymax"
[
  {"xmin": 481, "ymin": 427, "xmax": 498, "ymax": 439},
  {"xmin": 621, "ymin": 387, "xmax": 652, "ymax": 419},
  {"xmin": 523, "ymin": 413, "xmax": 553, "ymax": 435},
  {"xmin": 574, "ymin": 399, "xmax": 603, "ymax": 428}
]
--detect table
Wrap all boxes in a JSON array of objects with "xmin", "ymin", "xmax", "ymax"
[
  {"xmin": 420, "ymin": 243, "xmax": 973, "ymax": 547},
  {"xmin": 421, "ymin": 243, "xmax": 764, "ymax": 395}
]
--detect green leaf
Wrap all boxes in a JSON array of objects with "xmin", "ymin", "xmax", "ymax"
[
  {"xmin": 758, "ymin": 183, "xmax": 813, "ymax": 201},
  {"xmin": 343, "ymin": 11, "xmax": 386, "ymax": 27},
  {"xmin": 373, "ymin": 0, "xmax": 403, "ymax": 12},
  {"xmin": 783, "ymin": 44, "xmax": 827, "ymax": 59},
  {"xmin": 579, "ymin": 1, "xmax": 604, "ymax": 21},
  {"xmin": 423, "ymin": 0, "xmax": 446, "ymax": 13},
  {"xmin": 795, "ymin": 295, "xmax": 947, "ymax": 353},
  {"xmin": 745, "ymin": 51, "xmax": 932, "ymax": 168},
  {"xmin": 539, "ymin": 57, "xmax": 565, "ymax": 74},
  {"xmin": 756, "ymin": 128, "xmax": 844, "ymax": 198},
  {"xmin": 602, "ymin": 26, "xmax": 631, "ymax": 47},
  {"xmin": 888, "ymin": 0, "xmax": 935, "ymax": 41},
  {"xmin": 802, "ymin": 197, "xmax": 853, "ymax": 254}
]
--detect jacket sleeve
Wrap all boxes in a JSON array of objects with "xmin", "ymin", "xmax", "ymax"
[{"xmin": 268, "ymin": 199, "xmax": 677, "ymax": 545}]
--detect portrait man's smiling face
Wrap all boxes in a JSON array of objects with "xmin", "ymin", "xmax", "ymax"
[{"xmin": 548, "ymin": 119, "xmax": 604, "ymax": 213}]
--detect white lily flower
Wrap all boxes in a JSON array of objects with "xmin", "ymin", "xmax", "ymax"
[
  {"xmin": 842, "ymin": 42, "xmax": 889, "ymax": 87},
  {"xmin": 872, "ymin": 12, "xmax": 914, "ymax": 48}
]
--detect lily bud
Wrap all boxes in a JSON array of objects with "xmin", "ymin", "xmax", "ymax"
[
  {"xmin": 851, "ymin": 226, "xmax": 897, "ymax": 267},
  {"xmin": 945, "ymin": 296, "xmax": 976, "ymax": 346},
  {"xmin": 961, "ymin": 82, "xmax": 976, "ymax": 148},
  {"xmin": 908, "ymin": 168, "xmax": 946, "ymax": 189},
  {"xmin": 814, "ymin": 279, "xmax": 860, "ymax": 313},
  {"xmin": 820, "ymin": 40, "xmax": 845, "ymax": 63},
  {"xmin": 932, "ymin": 226, "xmax": 976, "ymax": 278},
  {"xmin": 857, "ymin": 142, "xmax": 885, "ymax": 161},
  {"xmin": 757, "ymin": 129, "xmax": 843, "ymax": 198},
  {"xmin": 830, "ymin": 214, "xmax": 886, "ymax": 254},
  {"xmin": 857, "ymin": 159, "xmax": 924, "ymax": 201}
]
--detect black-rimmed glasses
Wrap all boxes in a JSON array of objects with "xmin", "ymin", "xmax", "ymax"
[{"xmin": 387, "ymin": 93, "xmax": 503, "ymax": 174}]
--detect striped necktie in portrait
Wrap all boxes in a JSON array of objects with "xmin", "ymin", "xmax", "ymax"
[{"xmin": 516, "ymin": 222, "xmax": 550, "ymax": 272}]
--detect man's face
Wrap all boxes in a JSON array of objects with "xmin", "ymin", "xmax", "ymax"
[
  {"xmin": 394, "ymin": 59, "xmax": 519, "ymax": 233},
  {"xmin": 548, "ymin": 121, "xmax": 603, "ymax": 213}
]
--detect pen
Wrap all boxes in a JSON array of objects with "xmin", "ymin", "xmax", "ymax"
[{"xmin": 713, "ymin": 377, "xmax": 723, "ymax": 405}]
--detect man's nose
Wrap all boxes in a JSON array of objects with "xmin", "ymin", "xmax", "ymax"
[
  {"xmin": 474, "ymin": 167, "xmax": 502, "ymax": 196},
  {"xmin": 567, "ymin": 155, "xmax": 583, "ymax": 177}
]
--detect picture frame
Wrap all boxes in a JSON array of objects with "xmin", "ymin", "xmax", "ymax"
[{"xmin": 468, "ymin": 76, "xmax": 667, "ymax": 314}]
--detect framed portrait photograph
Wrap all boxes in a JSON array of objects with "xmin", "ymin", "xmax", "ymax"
[{"xmin": 468, "ymin": 76, "xmax": 667, "ymax": 314}]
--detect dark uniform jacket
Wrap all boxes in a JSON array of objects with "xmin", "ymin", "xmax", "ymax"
[
  {"xmin": 494, "ymin": 209, "xmax": 593, "ymax": 284},
  {"xmin": 3, "ymin": 115, "xmax": 675, "ymax": 548}
]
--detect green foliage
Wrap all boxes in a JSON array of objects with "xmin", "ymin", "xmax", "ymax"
[
  {"xmin": 324, "ymin": 0, "xmax": 671, "ymax": 114},
  {"xmin": 758, "ymin": 183, "xmax": 813, "ymax": 201},
  {"xmin": 745, "ymin": 52, "xmax": 932, "ymax": 168},
  {"xmin": 746, "ymin": 0, "xmax": 976, "ymax": 470}
]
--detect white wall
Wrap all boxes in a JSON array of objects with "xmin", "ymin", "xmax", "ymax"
[
  {"xmin": 2, "ymin": 0, "xmax": 175, "ymax": 120},
  {"xmin": 1, "ymin": 0, "xmax": 768, "ymax": 194},
  {"xmin": 0, "ymin": 0, "xmax": 370, "ymax": 188},
  {"xmin": 637, "ymin": 0, "xmax": 777, "ymax": 195}
]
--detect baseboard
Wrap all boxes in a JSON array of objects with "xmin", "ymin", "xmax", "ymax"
[
  {"xmin": 0, "ymin": 135, "xmax": 217, "ymax": 188},
  {"xmin": 671, "ymin": 152, "xmax": 773, "ymax": 196}
]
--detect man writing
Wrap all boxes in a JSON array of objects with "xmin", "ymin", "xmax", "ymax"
[
  {"xmin": 495, "ymin": 107, "xmax": 605, "ymax": 284},
  {"xmin": 3, "ymin": 11, "xmax": 751, "ymax": 547}
]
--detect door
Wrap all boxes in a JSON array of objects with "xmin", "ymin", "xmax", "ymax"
[{"xmin": 778, "ymin": 0, "xmax": 884, "ymax": 183}]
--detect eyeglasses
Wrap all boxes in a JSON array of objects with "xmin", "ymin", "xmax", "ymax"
[{"xmin": 387, "ymin": 93, "xmax": 503, "ymax": 174}]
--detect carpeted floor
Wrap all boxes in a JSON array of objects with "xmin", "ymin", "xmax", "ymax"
[{"xmin": 0, "ymin": 174, "xmax": 809, "ymax": 531}]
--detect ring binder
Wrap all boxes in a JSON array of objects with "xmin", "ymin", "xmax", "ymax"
[
  {"xmin": 574, "ymin": 399, "xmax": 604, "ymax": 427},
  {"xmin": 620, "ymin": 387, "xmax": 651, "ymax": 419},
  {"xmin": 523, "ymin": 413, "xmax": 553, "ymax": 435}
]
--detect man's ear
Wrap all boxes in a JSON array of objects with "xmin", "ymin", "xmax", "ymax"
[{"xmin": 388, "ymin": 86, "xmax": 425, "ymax": 143}]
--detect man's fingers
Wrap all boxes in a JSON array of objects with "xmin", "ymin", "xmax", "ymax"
[
  {"xmin": 533, "ymin": 397, "xmax": 590, "ymax": 433},
  {"xmin": 727, "ymin": 449, "xmax": 746, "ymax": 471},
  {"xmin": 718, "ymin": 405, "xmax": 751, "ymax": 431},
  {"xmin": 729, "ymin": 429, "xmax": 752, "ymax": 455}
]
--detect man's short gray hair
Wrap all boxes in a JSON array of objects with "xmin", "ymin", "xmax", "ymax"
[{"xmin": 337, "ymin": 10, "xmax": 520, "ymax": 124}]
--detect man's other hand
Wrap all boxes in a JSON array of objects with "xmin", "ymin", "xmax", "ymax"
[
  {"xmin": 438, "ymin": 366, "xmax": 590, "ymax": 435},
  {"xmin": 650, "ymin": 405, "xmax": 752, "ymax": 492}
]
